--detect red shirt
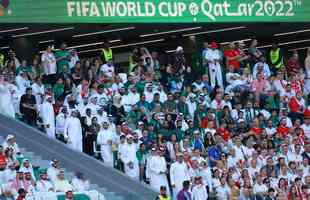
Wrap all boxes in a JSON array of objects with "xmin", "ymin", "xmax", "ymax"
[
  {"xmin": 277, "ymin": 125, "xmax": 290, "ymax": 138},
  {"xmin": 0, "ymin": 154, "xmax": 6, "ymax": 165},
  {"xmin": 217, "ymin": 128, "xmax": 231, "ymax": 142},
  {"xmin": 251, "ymin": 127, "xmax": 263, "ymax": 136},
  {"xmin": 289, "ymin": 97, "xmax": 301, "ymax": 113},
  {"xmin": 224, "ymin": 49, "xmax": 241, "ymax": 70}
]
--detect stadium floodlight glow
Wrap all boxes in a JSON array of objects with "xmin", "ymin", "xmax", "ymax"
[
  {"xmin": 38, "ymin": 40, "xmax": 55, "ymax": 44},
  {"xmin": 257, "ymin": 44, "xmax": 273, "ymax": 49},
  {"xmin": 111, "ymin": 38, "xmax": 165, "ymax": 49},
  {"xmin": 182, "ymin": 26, "xmax": 246, "ymax": 37},
  {"xmin": 67, "ymin": 39, "xmax": 121, "ymax": 49},
  {"xmin": 274, "ymin": 29, "xmax": 310, "ymax": 37},
  {"xmin": 289, "ymin": 46, "xmax": 310, "ymax": 51},
  {"xmin": 279, "ymin": 38, "xmax": 310, "ymax": 46},
  {"xmin": 0, "ymin": 27, "xmax": 29, "ymax": 34},
  {"xmin": 140, "ymin": 27, "xmax": 202, "ymax": 38},
  {"xmin": 72, "ymin": 27, "xmax": 135, "ymax": 38},
  {"xmin": 12, "ymin": 27, "xmax": 74, "ymax": 38},
  {"xmin": 220, "ymin": 38, "xmax": 251, "ymax": 45},
  {"xmin": 166, "ymin": 49, "xmax": 176, "ymax": 53},
  {"xmin": 0, "ymin": 27, "xmax": 28, "ymax": 34},
  {"xmin": 78, "ymin": 39, "xmax": 165, "ymax": 54}
]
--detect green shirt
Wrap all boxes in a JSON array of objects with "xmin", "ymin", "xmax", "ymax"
[
  {"xmin": 16, "ymin": 66, "xmax": 32, "ymax": 75},
  {"xmin": 55, "ymin": 50, "xmax": 69, "ymax": 73},
  {"xmin": 136, "ymin": 149, "xmax": 147, "ymax": 164},
  {"xmin": 53, "ymin": 83, "xmax": 64, "ymax": 99},
  {"xmin": 135, "ymin": 81, "xmax": 146, "ymax": 95}
]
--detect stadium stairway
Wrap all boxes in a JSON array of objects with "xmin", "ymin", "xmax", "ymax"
[{"xmin": 0, "ymin": 114, "xmax": 158, "ymax": 200}]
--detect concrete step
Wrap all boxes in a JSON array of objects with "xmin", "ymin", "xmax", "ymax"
[
  {"xmin": 89, "ymin": 184, "xmax": 99, "ymax": 190},
  {"xmin": 37, "ymin": 160, "xmax": 51, "ymax": 168}
]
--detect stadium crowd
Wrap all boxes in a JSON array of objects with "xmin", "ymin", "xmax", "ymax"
[
  {"xmin": 0, "ymin": 37, "xmax": 309, "ymax": 200},
  {"xmin": 0, "ymin": 135, "xmax": 90, "ymax": 200}
]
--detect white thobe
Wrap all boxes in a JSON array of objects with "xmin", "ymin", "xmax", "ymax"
[
  {"xmin": 120, "ymin": 143, "xmax": 139, "ymax": 180},
  {"xmin": 144, "ymin": 91, "xmax": 154, "ymax": 103},
  {"xmin": 64, "ymin": 117, "xmax": 83, "ymax": 152},
  {"xmin": 54, "ymin": 179, "xmax": 73, "ymax": 192},
  {"xmin": 128, "ymin": 92, "xmax": 140, "ymax": 105},
  {"xmin": 0, "ymin": 169, "xmax": 13, "ymax": 184},
  {"xmin": 199, "ymin": 168, "xmax": 212, "ymax": 191},
  {"xmin": 170, "ymin": 161, "xmax": 190, "ymax": 198},
  {"xmin": 149, "ymin": 155, "xmax": 170, "ymax": 194},
  {"xmin": 192, "ymin": 184, "xmax": 208, "ymax": 200},
  {"xmin": 15, "ymin": 75, "xmax": 30, "ymax": 95},
  {"xmin": 186, "ymin": 101, "xmax": 197, "ymax": 119},
  {"xmin": 97, "ymin": 129, "xmax": 114, "ymax": 167},
  {"xmin": 157, "ymin": 91, "xmax": 167, "ymax": 103},
  {"xmin": 0, "ymin": 83, "xmax": 15, "ymax": 118},
  {"xmin": 205, "ymin": 49, "xmax": 223, "ymax": 88},
  {"xmin": 71, "ymin": 178, "xmax": 90, "ymax": 192},
  {"xmin": 31, "ymin": 83, "xmax": 44, "ymax": 105},
  {"xmin": 47, "ymin": 167, "xmax": 59, "ymax": 184},
  {"xmin": 56, "ymin": 113, "xmax": 66, "ymax": 136},
  {"xmin": 36, "ymin": 179, "xmax": 54, "ymax": 192},
  {"xmin": 121, "ymin": 94, "xmax": 131, "ymax": 112},
  {"xmin": 216, "ymin": 185, "xmax": 230, "ymax": 200},
  {"xmin": 41, "ymin": 101, "xmax": 55, "ymax": 139}
]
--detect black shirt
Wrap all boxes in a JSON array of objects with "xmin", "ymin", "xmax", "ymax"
[{"xmin": 20, "ymin": 94, "xmax": 36, "ymax": 117}]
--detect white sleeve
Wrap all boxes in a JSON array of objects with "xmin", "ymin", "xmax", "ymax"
[{"xmin": 169, "ymin": 163, "xmax": 176, "ymax": 185}]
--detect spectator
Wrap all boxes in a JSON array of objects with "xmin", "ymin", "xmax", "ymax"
[
  {"xmin": 71, "ymin": 172, "xmax": 90, "ymax": 192},
  {"xmin": 205, "ymin": 41, "xmax": 223, "ymax": 88},
  {"xmin": 287, "ymin": 51, "xmax": 301, "ymax": 76},
  {"xmin": 15, "ymin": 189, "xmax": 26, "ymax": 200},
  {"xmin": 177, "ymin": 180, "xmax": 192, "ymax": 200},
  {"xmin": 54, "ymin": 169, "xmax": 73, "ymax": 192},
  {"xmin": 267, "ymin": 43, "xmax": 284, "ymax": 75},
  {"xmin": 55, "ymin": 43, "xmax": 70, "ymax": 74},
  {"xmin": 36, "ymin": 169, "xmax": 54, "ymax": 192},
  {"xmin": 19, "ymin": 87, "xmax": 37, "ymax": 126}
]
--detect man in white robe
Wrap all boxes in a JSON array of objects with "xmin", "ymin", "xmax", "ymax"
[
  {"xmin": 56, "ymin": 107, "xmax": 68, "ymax": 138},
  {"xmin": 71, "ymin": 172, "xmax": 90, "ymax": 192},
  {"xmin": 0, "ymin": 158, "xmax": 9, "ymax": 185},
  {"xmin": 120, "ymin": 135, "xmax": 139, "ymax": 180},
  {"xmin": 40, "ymin": 95, "xmax": 55, "ymax": 139},
  {"xmin": 36, "ymin": 170, "xmax": 54, "ymax": 192},
  {"xmin": 64, "ymin": 110, "xmax": 83, "ymax": 152},
  {"xmin": 170, "ymin": 153, "xmax": 190, "ymax": 199},
  {"xmin": 192, "ymin": 176, "xmax": 208, "ymax": 200},
  {"xmin": 47, "ymin": 159, "xmax": 60, "ymax": 184},
  {"xmin": 0, "ymin": 79, "xmax": 15, "ymax": 118},
  {"xmin": 205, "ymin": 42, "xmax": 223, "ymax": 88},
  {"xmin": 19, "ymin": 159, "xmax": 35, "ymax": 181},
  {"xmin": 54, "ymin": 169, "xmax": 73, "ymax": 192},
  {"xmin": 96, "ymin": 121, "xmax": 114, "ymax": 167},
  {"xmin": 149, "ymin": 148, "xmax": 170, "ymax": 195},
  {"xmin": 31, "ymin": 77, "xmax": 45, "ymax": 105},
  {"xmin": 2, "ymin": 135, "xmax": 20, "ymax": 156},
  {"xmin": 15, "ymin": 71, "xmax": 30, "ymax": 96}
]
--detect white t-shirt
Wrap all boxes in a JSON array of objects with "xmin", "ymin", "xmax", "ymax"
[
  {"xmin": 253, "ymin": 183, "xmax": 268, "ymax": 194},
  {"xmin": 41, "ymin": 52, "xmax": 57, "ymax": 75},
  {"xmin": 301, "ymin": 123, "xmax": 310, "ymax": 140},
  {"xmin": 216, "ymin": 184, "xmax": 230, "ymax": 200},
  {"xmin": 100, "ymin": 64, "xmax": 114, "ymax": 78}
]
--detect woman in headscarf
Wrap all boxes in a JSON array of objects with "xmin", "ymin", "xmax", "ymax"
[
  {"xmin": 83, "ymin": 116, "xmax": 99, "ymax": 156},
  {"xmin": 110, "ymin": 94, "xmax": 125, "ymax": 125}
]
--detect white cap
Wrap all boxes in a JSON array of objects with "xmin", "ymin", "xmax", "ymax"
[{"xmin": 176, "ymin": 46, "xmax": 183, "ymax": 52}]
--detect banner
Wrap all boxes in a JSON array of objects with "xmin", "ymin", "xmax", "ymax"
[{"xmin": 0, "ymin": 0, "xmax": 309, "ymax": 23}]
